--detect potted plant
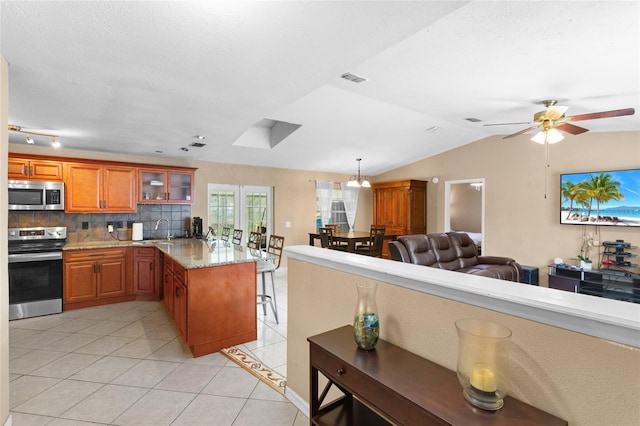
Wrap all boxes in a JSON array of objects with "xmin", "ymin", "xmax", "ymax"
[{"xmin": 577, "ymin": 255, "xmax": 592, "ymax": 270}]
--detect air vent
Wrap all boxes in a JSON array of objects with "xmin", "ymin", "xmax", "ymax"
[
  {"xmin": 341, "ymin": 72, "xmax": 368, "ymax": 84},
  {"xmin": 189, "ymin": 142, "xmax": 206, "ymax": 148},
  {"xmin": 465, "ymin": 117, "xmax": 482, "ymax": 123}
]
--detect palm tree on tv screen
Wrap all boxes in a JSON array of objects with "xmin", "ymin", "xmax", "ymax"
[
  {"xmin": 561, "ymin": 180, "xmax": 579, "ymax": 219},
  {"xmin": 588, "ymin": 173, "xmax": 625, "ymax": 220}
]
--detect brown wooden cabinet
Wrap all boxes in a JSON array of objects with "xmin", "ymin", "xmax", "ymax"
[
  {"xmin": 138, "ymin": 168, "xmax": 194, "ymax": 204},
  {"xmin": 160, "ymin": 252, "xmax": 257, "ymax": 357},
  {"xmin": 65, "ymin": 162, "xmax": 136, "ymax": 212},
  {"xmin": 63, "ymin": 248, "xmax": 127, "ymax": 309},
  {"xmin": 372, "ymin": 180, "xmax": 427, "ymax": 258},
  {"xmin": 8, "ymin": 157, "xmax": 64, "ymax": 180},
  {"xmin": 174, "ymin": 272, "xmax": 188, "ymax": 339},
  {"xmin": 133, "ymin": 247, "xmax": 159, "ymax": 299},
  {"xmin": 162, "ymin": 255, "xmax": 175, "ymax": 316}
]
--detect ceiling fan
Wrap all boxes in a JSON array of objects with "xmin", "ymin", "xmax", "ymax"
[{"xmin": 484, "ymin": 100, "xmax": 635, "ymax": 142}]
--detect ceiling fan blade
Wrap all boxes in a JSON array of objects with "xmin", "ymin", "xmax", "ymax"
[
  {"xmin": 502, "ymin": 124, "xmax": 541, "ymax": 139},
  {"xmin": 546, "ymin": 105, "xmax": 568, "ymax": 120},
  {"xmin": 556, "ymin": 122, "xmax": 589, "ymax": 135},
  {"xmin": 565, "ymin": 108, "xmax": 635, "ymax": 122},
  {"xmin": 483, "ymin": 121, "xmax": 533, "ymax": 127}
]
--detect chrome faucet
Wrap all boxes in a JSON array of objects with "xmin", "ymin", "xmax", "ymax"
[{"xmin": 154, "ymin": 218, "xmax": 172, "ymax": 240}]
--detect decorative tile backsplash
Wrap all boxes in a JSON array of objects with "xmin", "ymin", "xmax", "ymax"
[{"xmin": 9, "ymin": 204, "xmax": 192, "ymax": 243}]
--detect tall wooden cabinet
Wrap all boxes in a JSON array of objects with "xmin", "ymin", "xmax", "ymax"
[{"xmin": 372, "ymin": 180, "xmax": 427, "ymax": 258}]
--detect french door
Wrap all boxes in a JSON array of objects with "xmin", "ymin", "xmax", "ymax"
[{"xmin": 207, "ymin": 184, "xmax": 273, "ymax": 244}]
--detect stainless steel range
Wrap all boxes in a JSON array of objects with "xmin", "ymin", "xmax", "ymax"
[{"xmin": 8, "ymin": 226, "xmax": 67, "ymax": 320}]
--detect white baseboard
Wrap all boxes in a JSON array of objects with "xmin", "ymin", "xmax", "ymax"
[{"xmin": 285, "ymin": 387, "xmax": 309, "ymax": 419}]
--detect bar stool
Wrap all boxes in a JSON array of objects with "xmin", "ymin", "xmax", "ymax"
[{"xmin": 257, "ymin": 235, "xmax": 284, "ymax": 324}]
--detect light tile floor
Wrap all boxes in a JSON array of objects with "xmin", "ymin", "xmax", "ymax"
[{"xmin": 9, "ymin": 268, "xmax": 305, "ymax": 426}]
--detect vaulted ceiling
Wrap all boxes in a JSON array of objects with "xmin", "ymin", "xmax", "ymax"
[{"xmin": 1, "ymin": 1, "xmax": 638, "ymax": 175}]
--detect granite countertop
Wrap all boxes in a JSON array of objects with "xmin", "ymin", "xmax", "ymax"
[{"xmin": 63, "ymin": 238, "xmax": 271, "ymax": 270}]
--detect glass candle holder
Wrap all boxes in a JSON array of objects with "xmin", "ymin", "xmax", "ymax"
[
  {"xmin": 455, "ymin": 319, "xmax": 512, "ymax": 411},
  {"xmin": 353, "ymin": 282, "xmax": 379, "ymax": 350}
]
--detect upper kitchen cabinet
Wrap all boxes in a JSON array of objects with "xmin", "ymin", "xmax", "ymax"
[
  {"xmin": 65, "ymin": 162, "xmax": 137, "ymax": 213},
  {"xmin": 8, "ymin": 156, "xmax": 64, "ymax": 181},
  {"xmin": 138, "ymin": 168, "xmax": 195, "ymax": 204}
]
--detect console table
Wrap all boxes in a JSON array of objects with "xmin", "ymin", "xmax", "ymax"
[{"xmin": 308, "ymin": 325, "xmax": 567, "ymax": 426}]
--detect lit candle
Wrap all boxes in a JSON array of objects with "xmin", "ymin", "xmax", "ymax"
[{"xmin": 470, "ymin": 367, "xmax": 496, "ymax": 393}]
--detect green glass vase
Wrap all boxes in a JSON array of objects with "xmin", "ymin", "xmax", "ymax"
[{"xmin": 353, "ymin": 282, "xmax": 379, "ymax": 350}]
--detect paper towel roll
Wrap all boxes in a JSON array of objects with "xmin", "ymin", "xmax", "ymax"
[{"xmin": 132, "ymin": 223, "xmax": 143, "ymax": 241}]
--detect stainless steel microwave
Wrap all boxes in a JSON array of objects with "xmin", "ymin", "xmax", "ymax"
[{"xmin": 8, "ymin": 180, "xmax": 65, "ymax": 211}]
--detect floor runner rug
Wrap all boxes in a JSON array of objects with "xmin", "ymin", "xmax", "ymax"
[{"xmin": 221, "ymin": 346, "xmax": 287, "ymax": 395}]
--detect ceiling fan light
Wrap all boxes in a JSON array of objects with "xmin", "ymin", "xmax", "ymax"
[
  {"xmin": 546, "ymin": 128, "xmax": 564, "ymax": 144},
  {"xmin": 361, "ymin": 178, "xmax": 371, "ymax": 188},
  {"xmin": 531, "ymin": 131, "xmax": 546, "ymax": 144}
]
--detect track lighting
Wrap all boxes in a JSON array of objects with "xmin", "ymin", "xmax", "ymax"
[{"xmin": 8, "ymin": 124, "xmax": 61, "ymax": 147}]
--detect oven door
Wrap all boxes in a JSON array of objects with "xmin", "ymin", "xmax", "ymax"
[{"xmin": 8, "ymin": 251, "xmax": 63, "ymax": 320}]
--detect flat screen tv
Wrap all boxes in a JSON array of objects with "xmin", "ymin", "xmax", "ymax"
[{"xmin": 560, "ymin": 168, "xmax": 640, "ymax": 227}]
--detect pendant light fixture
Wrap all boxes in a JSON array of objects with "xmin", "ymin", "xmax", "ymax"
[{"xmin": 347, "ymin": 158, "xmax": 371, "ymax": 188}]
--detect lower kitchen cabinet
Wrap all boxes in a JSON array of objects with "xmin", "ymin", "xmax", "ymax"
[
  {"xmin": 63, "ymin": 248, "xmax": 129, "ymax": 309},
  {"xmin": 133, "ymin": 247, "xmax": 159, "ymax": 299},
  {"xmin": 162, "ymin": 254, "xmax": 175, "ymax": 316}
]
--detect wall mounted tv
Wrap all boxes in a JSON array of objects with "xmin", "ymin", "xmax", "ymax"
[{"xmin": 560, "ymin": 168, "xmax": 640, "ymax": 227}]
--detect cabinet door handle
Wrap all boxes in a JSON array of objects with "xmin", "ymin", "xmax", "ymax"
[
  {"xmin": 175, "ymin": 286, "xmax": 179, "ymax": 298},
  {"xmin": 29, "ymin": 165, "xmax": 34, "ymax": 176},
  {"xmin": 150, "ymin": 263, "xmax": 154, "ymax": 271},
  {"xmin": 336, "ymin": 368, "xmax": 345, "ymax": 376}
]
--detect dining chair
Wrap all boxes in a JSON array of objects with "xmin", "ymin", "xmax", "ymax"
[
  {"xmin": 247, "ymin": 231, "xmax": 263, "ymax": 250},
  {"xmin": 257, "ymin": 235, "xmax": 285, "ymax": 324},
  {"xmin": 356, "ymin": 225, "xmax": 386, "ymax": 257},
  {"xmin": 221, "ymin": 226, "xmax": 231, "ymax": 243},
  {"xmin": 232, "ymin": 229, "xmax": 243, "ymax": 245},
  {"xmin": 319, "ymin": 227, "xmax": 333, "ymax": 248}
]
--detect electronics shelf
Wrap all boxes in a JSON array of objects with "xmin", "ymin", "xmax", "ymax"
[{"xmin": 601, "ymin": 240, "xmax": 637, "ymax": 268}]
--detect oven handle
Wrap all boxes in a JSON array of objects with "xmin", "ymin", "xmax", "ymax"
[{"xmin": 8, "ymin": 252, "xmax": 63, "ymax": 263}]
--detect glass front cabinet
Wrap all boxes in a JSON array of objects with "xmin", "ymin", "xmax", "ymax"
[{"xmin": 138, "ymin": 168, "xmax": 195, "ymax": 204}]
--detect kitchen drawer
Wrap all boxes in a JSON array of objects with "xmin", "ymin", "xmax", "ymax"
[
  {"xmin": 135, "ymin": 247, "xmax": 156, "ymax": 257},
  {"xmin": 64, "ymin": 248, "xmax": 127, "ymax": 262},
  {"xmin": 174, "ymin": 264, "xmax": 187, "ymax": 284}
]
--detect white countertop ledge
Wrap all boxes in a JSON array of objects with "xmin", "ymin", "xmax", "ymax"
[{"xmin": 285, "ymin": 245, "xmax": 640, "ymax": 348}]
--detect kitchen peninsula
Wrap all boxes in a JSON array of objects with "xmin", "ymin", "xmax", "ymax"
[{"xmin": 63, "ymin": 238, "xmax": 262, "ymax": 357}]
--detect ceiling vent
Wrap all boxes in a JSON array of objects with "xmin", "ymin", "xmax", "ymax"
[
  {"xmin": 189, "ymin": 142, "xmax": 206, "ymax": 148},
  {"xmin": 341, "ymin": 72, "xmax": 368, "ymax": 84},
  {"xmin": 465, "ymin": 117, "xmax": 482, "ymax": 123}
]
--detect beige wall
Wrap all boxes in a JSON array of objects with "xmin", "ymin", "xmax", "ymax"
[
  {"xmin": 1, "ymin": 54, "xmax": 10, "ymax": 426},
  {"xmin": 287, "ymin": 258, "xmax": 640, "ymax": 426},
  {"xmin": 375, "ymin": 131, "xmax": 640, "ymax": 285}
]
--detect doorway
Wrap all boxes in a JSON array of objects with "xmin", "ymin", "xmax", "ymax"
[
  {"xmin": 207, "ymin": 184, "xmax": 273, "ymax": 244},
  {"xmin": 444, "ymin": 178, "xmax": 485, "ymax": 254}
]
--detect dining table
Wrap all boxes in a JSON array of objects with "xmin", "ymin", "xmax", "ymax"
[{"xmin": 308, "ymin": 230, "xmax": 397, "ymax": 253}]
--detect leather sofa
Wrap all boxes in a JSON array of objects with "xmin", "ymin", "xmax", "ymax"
[{"xmin": 389, "ymin": 232, "xmax": 523, "ymax": 282}]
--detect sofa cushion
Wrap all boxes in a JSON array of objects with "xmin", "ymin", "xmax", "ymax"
[
  {"xmin": 447, "ymin": 232, "xmax": 479, "ymax": 269},
  {"xmin": 397, "ymin": 235, "xmax": 437, "ymax": 267},
  {"xmin": 427, "ymin": 233, "xmax": 460, "ymax": 271}
]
